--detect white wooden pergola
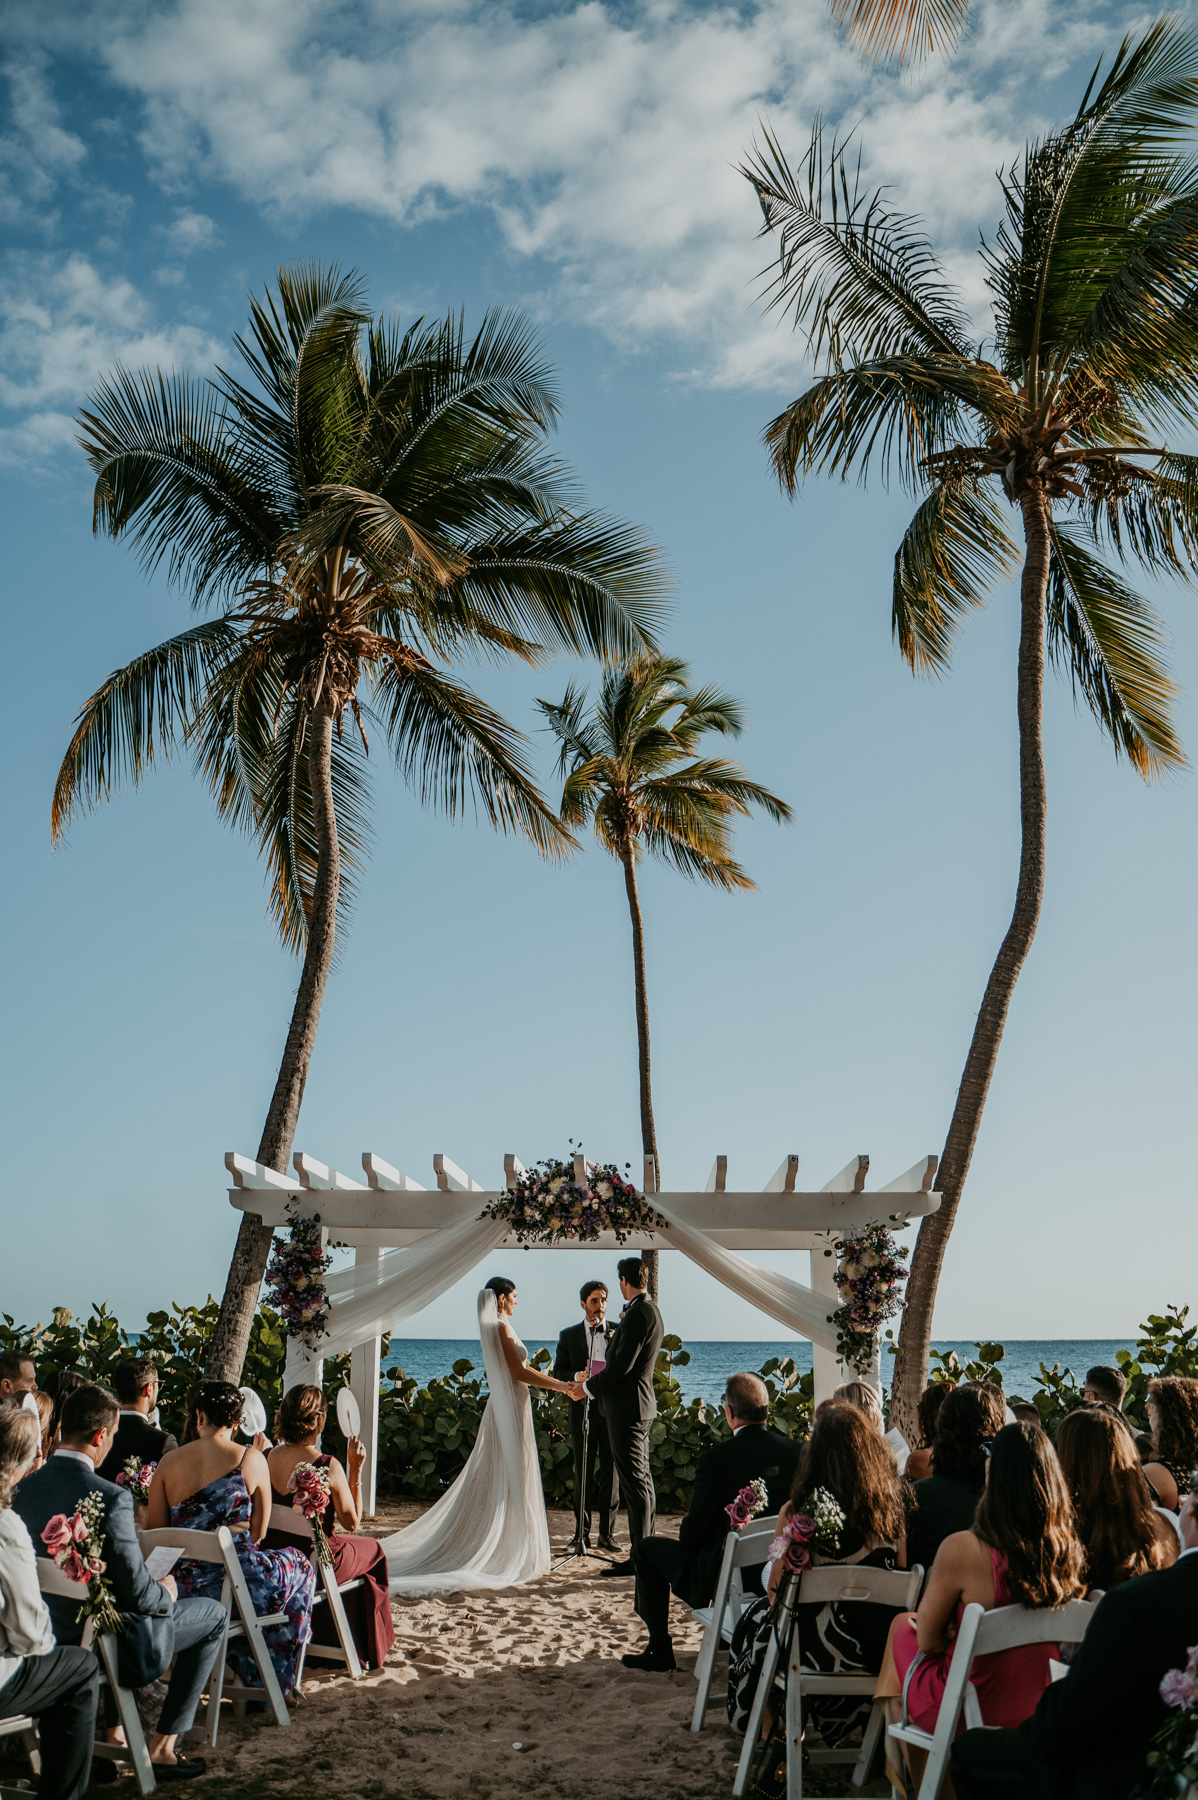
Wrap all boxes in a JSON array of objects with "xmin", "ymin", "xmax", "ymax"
[{"xmin": 229, "ymin": 1147, "xmax": 939, "ymax": 1512}]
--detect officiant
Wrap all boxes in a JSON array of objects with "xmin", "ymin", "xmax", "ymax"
[{"xmin": 554, "ymin": 1280, "xmax": 620, "ymax": 1553}]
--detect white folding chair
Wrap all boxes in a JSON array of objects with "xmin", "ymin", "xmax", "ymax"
[
  {"xmin": 138, "ymin": 1525, "xmax": 290, "ymax": 1742},
  {"xmin": 886, "ymin": 1595, "xmax": 1102, "ymax": 1800},
  {"xmin": 267, "ymin": 1504, "xmax": 364, "ymax": 1682},
  {"xmin": 690, "ymin": 1516, "xmax": 779, "ymax": 1731},
  {"xmin": 0, "ymin": 1714, "xmax": 40, "ymax": 1800},
  {"xmin": 36, "ymin": 1558, "xmax": 157, "ymax": 1796},
  {"xmin": 733, "ymin": 1561, "xmax": 924, "ymax": 1800}
]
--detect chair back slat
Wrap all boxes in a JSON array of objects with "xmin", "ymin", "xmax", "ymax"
[
  {"xmin": 36, "ymin": 1557, "xmax": 89, "ymax": 1601},
  {"xmin": 726, "ymin": 1516, "xmax": 778, "ymax": 1567},
  {"xmin": 137, "ymin": 1526, "xmax": 227, "ymax": 1565},
  {"xmin": 794, "ymin": 1563, "xmax": 924, "ymax": 1609},
  {"xmin": 268, "ymin": 1504, "xmax": 315, "ymax": 1542},
  {"xmin": 970, "ymin": 1597, "xmax": 1100, "ymax": 1655}
]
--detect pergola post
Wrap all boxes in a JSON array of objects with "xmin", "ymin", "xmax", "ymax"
[
  {"xmin": 810, "ymin": 1235, "xmax": 841, "ymax": 1405},
  {"xmin": 349, "ymin": 1247, "xmax": 383, "ymax": 1517}
]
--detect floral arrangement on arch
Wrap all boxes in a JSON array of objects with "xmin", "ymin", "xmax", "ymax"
[
  {"xmin": 829, "ymin": 1219, "xmax": 908, "ymax": 1375},
  {"xmin": 41, "ymin": 1494, "xmax": 124, "ymax": 1636},
  {"xmin": 1133, "ymin": 1645, "xmax": 1198, "ymax": 1799},
  {"xmin": 479, "ymin": 1155, "xmax": 667, "ymax": 1247},
  {"xmin": 265, "ymin": 1210, "xmax": 331, "ymax": 1349},
  {"xmin": 768, "ymin": 1487, "xmax": 845, "ymax": 1577}
]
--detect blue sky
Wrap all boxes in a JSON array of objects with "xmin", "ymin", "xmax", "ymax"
[{"xmin": 3, "ymin": 0, "xmax": 1196, "ymax": 1348}]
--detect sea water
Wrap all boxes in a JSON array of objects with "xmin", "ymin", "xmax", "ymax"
[{"xmin": 382, "ymin": 1338, "xmax": 1137, "ymax": 1405}]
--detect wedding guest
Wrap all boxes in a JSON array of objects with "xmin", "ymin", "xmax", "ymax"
[
  {"xmin": 1055, "ymin": 1405, "xmax": 1177, "ymax": 1591},
  {"xmin": 553, "ymin": 1281, "xmax": 619, "ymax": 1553},
  {"xmin": 1082, "ymin": 1365, "xmax": 1126, "ymax": 1409},
  {"xmin": 149, "ymin": 1380, "xmax": 315, "ymax": 1699},
  {"xmin": 25, "ymin": 1393, "xmax": 54, "ymax": 1473},
  {"xmin": 888, "ymin": 1422, "xmax": 1085, "ymax": 1737},
  {"xmin": 905, "ymin": 1384, "xmax": 951, "ymax": 1483},
  {"xmin": 41, "ymin": 1372, "xmax": 88, "ymax": 1448},
  {"xmin": 906, "ymin": 1383, "xmax": 1005, "ymax": 1579},
  {"xmin": 832, "ymin": 1379, "xmax": 884, "ymax": 1431},
  {"xmin": 98, "ymin": 1357, "xmax": 177, "ymax": 1483},
  {"xmin": 623, "ymin": 1373, "xmax": 799, "ymax": 1673},
  {"xmin": 0, "ymin": 1354, "xmax": 36, "ymax": 1403},
  {"xmin": 13, "ymin": 1383, "xmax": 225, "ymax": 1776},
  {"xmin": 264, "ymin": 1385, "xmax": 395, "ymax": 1670},
  {"xmin": 1011, "ymin": 1402, "xmax": 1041, "ymax": 1428},
  {"xmin": 733, "ymin": 1402, "xmax": 907, "ymax": 1746},
  {"xmin": 1141, "ymin": 1375, "xmax": 1198, "ymax": 1511},
  {"xmin": 952, "ymin": 1485, "xmax": 1198, "ymax": 1800},
  {"xmin": 0, "ymin": 1407, "xmax": 100, "ymax": 1800},
  {"xmin": 1133, "ymin": 1429, "xmax": 1156, "ymax": 1463}
]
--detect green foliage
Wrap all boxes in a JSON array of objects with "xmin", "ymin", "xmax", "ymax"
[{"xmin": 1116, "ymin": 1305, "xmax": 1198, "ymax": 1430}]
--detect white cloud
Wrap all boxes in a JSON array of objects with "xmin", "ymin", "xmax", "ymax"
[
  {"xmin": 0, "ymin": 252, "xmax": 222, "ymax": 445},
  {"xmin": 91, "ymin": 0, "xmax": 1114, "ymax": 384},
  {"xmin": 0, "ymin": 51, "xmax": 87, "ymax": 229},
  {"xmin": 162, "ymin": 207, "xmax": 218, "ymax": 255}
]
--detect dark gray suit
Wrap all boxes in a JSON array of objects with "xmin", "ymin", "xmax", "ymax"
[
  {"xmin": 13, "ymin": 1452, "xmax": 226, "ymax": 1736},
  {"xmin": 586, "ymin": 1293, "xmax": 665, "ymax": 1549}
]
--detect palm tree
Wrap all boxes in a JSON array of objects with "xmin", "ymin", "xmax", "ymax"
[
  {"xmin": 829, "ymin": 0, "xmax": 968, "ymax": 66},
  {"xmin": 538, "ymin": 655, "xmax": 792, "ymax": 1295},
  {"xmin": 55, "ymin": 263, "xmax": 669, "ymax": 1383},
  {"xmin": 742, "ymin": 21, "xmax": 1198, "ymax": 1434}
]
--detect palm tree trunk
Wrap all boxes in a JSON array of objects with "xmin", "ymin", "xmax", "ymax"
[
  {"xmin": 619, "ymin": 838, "xmax": 661, "ymax": 1302},
  {"xmin": 889, "ymin": 489, "xmax": 1051, "ymax": 1438},
  {"xmin": 205, "ymin": 698, "xmax": 342, "ymax": 1382}
]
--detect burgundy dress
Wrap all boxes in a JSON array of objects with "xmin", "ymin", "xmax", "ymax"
[{"xmin": 265, "ymin": 1453, "xmax": 396, "ymax": 1670}]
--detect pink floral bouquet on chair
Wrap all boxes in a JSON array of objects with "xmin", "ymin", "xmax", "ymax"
[
  {"xmin": 115, "ymin": 1457, "xmax": 157, "ymax": 1507},
  {"xmin": 41, "ymin": 1493, "xmax": 124, "ymax": 1635},
  {"xmin": 288, "ymin": 1462, "xmax": 334, "ymax": 1567},
  {"xmin": 725, "ymin": 1478, "xmax": 769, "ymax": 1530},
  {"xmin": 767, "ymin": 1487, "xmax": 845, "ymax": 1579}
]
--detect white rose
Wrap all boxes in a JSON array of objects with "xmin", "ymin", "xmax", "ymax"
[
  {"xmin": 547, "ymin": 1178, "xmax": 564, "ymax": 1195},
  {"xmin": 596, "ymin": 1180, "xmax": 613, "ymax": 1199},
  {"xmin": 859, "ymin": 1249, "xmax": 880, "ymax": 1268},
  {"xmin": 842, "ymin": 1259, "xmax": 863, "ymax": 1279}
]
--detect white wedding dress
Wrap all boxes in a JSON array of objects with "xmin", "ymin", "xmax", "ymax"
[{"xmin": 380, "ymin": 1289, "xmax": 552, "ymax": 1594}]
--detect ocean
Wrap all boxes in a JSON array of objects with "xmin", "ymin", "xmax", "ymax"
[{"xmin": 381, "ymin": 1338, "xmax": 1136, "ymax": 1404}]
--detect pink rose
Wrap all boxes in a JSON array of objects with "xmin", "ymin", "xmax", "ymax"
[
  {"xmin": 788, "ymin": 1513, "xmax": 817, "ymax": 1542},
  {"xmin": 1161, "ymin": 1668, "xmax": 1198, "ymax": 1710},
  {"xmin": 70, "ymin": 1515, "xmax": 88, "ymax": 1543},
  {"xmin": 61, "ymin": 1547, "xmax": 90, "ymax": 1584},
  {"xmin": 41, "ymin": 1514, "xmax": 74, "ymax": 1554}
]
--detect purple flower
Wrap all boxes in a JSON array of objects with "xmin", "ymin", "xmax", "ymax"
[{"xmin": 1161, "ymin": 1668, "xmax": 1198, "ymax": 1710}]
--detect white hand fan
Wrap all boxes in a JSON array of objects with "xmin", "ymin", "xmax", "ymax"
[
  {"xmin": 336, "ymin": 1387, "xmax": 361, "ymax": 1439},
  {"xmin": 238, "ymin": 1387, "xmax": 268, "ymax": 1438}
]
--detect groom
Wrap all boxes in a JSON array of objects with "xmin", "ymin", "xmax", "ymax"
[{"xmin": 571, "ymin": 1256, "xmax": 664, "ymax": 1576}]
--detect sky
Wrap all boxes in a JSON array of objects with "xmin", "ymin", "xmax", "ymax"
[{"xmin": 3, "ymin": 0, "xmax": 1197, "ymax": 1350}]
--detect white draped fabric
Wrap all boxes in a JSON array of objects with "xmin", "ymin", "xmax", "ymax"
[
  {"xmin": 649, "ymin": 1197, "xmax": 840, "ymax": 1352},
  {"xmin": 378, "ymin": 1289, "xmax": 551, "ymax": 1593}
]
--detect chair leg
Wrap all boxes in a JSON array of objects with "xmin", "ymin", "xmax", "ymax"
[
  {"xmin": 733, "ymin": 1624, "xmax": 782, "ymax": 1799},
  {"xmin": 690, "ymin": 1622, "xmax": 721, "ymax": 1732},
  {"xmin": 853, "ymin": 1702, "xmax": 885, "ymax": 1788},
  {"xmin": 321, "ymin": 1565, "xmax": 363, "ymax": 1681},
  {"xmin": 100, "ymin": 1641, "xmax": 157, "ymax": 1797},
  {"xmin": 785, "ymin": 1629, "xmax": 803, "ymax": 1800},
  {"xmin": 21, "ymin": 1728, "xmax": 40, "ymax": 1776}
]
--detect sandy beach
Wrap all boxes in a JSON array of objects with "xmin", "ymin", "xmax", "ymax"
[
  {"xmin": 193, "ymin": 1506, "xmax": 741, "ymax": 1800},
  {"xmin": 184, "ymin": 1505, "xmax": 893, "ymax": 1800}
]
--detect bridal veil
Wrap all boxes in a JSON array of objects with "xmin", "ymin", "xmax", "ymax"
[{"xmin": 380, "ymin": 1288, "xmax": 551, "ymax": 1593}]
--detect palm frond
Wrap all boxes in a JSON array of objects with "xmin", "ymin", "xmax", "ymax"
[
  {"xmin": 1047, "ymin": 520, "xmax": 1184, "ymax": 778},
  {"xmin": 741, "ymin": 123, "xmax": 974, "ymax": 371},
  {"xmin": 52, "ymin": 618, "xmax": 241, "ymax": 841},
  {"xmin": 1084, "ymin": 452, "xmax": 1198, "ymax": 578},
  {"xmin": 641, "ymin": 762, "xmax": 794, "ymax": 828},
  {"xmin": 893, "ymin": 481, "xmax": 1017, "ymax": 674},
  {"xmin": 373, "ymin": 661, "xmax": 574, "ymax": 858},
  {"xmin": 829, "ymin": 0, "xmax": 969, "ymax": 66}
]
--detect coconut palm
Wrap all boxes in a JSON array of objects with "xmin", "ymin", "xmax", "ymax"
[
  {"xmin": 538, "ymin": 656, "xmax": 792, "ymax": 1295},
  {"xmin": 742, "ymin": 21, "xmax": 1198, "ymax": 1433},
  {"xmin": 55, "ymin": 263, "xmax": 669, "ymax": 1383}
]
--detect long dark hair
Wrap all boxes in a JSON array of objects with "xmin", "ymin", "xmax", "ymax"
[
  {"xmin": 916, "ymin": 1383, "xmax": 950, "ymax": 1452},
  {"xmin": 1148, "ymin": 1377, "xmax": 1198, "ymax": 1474},
  {"xmin": 931, "ymin": 1384, "xmax": 1007, "ymax": 1483},
  {"xmin": 484, "ymin": 1277, "xmax": 516, "ymax": 1300},
  {"xmin": 973, "ymin": 1423, "xmax": 1084, "ymax": 1607},
  {"xmin": 791, "ymin": 1402, "xmax": 906, "ymax": 1547},
  {"xmin": 1056, "ymin": 1407, "xmax": 1174, "ymax": 1590}
]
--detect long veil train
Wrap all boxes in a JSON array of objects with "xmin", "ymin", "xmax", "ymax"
[{"xmin": 380, "ymin": 1288, "xmax": 551, "ymax": 1594}]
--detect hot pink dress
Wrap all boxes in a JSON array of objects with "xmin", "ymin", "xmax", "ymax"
[{"xmin": 891, "ymin": 1545, "xmax": 1057, "ymax": 1732}]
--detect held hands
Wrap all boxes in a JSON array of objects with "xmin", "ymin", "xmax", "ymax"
[{"xmin": 567, "ymin": 1380, "xmax": 588, "ymax": 1402}]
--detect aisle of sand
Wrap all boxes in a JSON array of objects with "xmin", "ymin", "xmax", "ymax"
[{"xmin": 199, "ymin": 1507, "xmax": 744, "ymax": 1800}]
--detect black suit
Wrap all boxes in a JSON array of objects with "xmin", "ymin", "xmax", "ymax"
[
  {"xmin": 97, "ymin": 1412, "xmax": 177, "ymax": 1485},
  {"xmin": 632, "ymin": 1423, "xmax": 800, "ymax": 1648},
  {"xmin": 586, "ymin": 1293, "xmax": 665, "ymax": 1549},
  {"xmin": 554, "ymin": 1320, "xmax": 618, "ymax": 1539},
  {"xmin": 951, "ymin": 1550, "xmax": 1198, "ymax": 1800}
]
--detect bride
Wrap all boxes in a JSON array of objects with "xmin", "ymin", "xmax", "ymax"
[{"xmin": 381, "ymin": 1276, "xmax": 576, "ymax": 1593}]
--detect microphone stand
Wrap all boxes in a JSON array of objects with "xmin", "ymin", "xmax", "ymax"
[{"xmin": 553, "ymin": 1319, "xmax": 615, "ymax": 1570}]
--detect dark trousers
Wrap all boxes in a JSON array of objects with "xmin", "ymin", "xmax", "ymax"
[
  {"xmin": 951, "ymin": 1729, "xmax": 1084, "ymax": 1800},
  {"xmin": 156, "ymin": 1595, "xmax": 228, "ymax": 1735},
  {"xmin": 632, "ymin": 1536, "xmax": 695, "ymax": 1646},
  {"xmin": 0, "ymin": 1646, "xmax": 100, "ymax": 1800},
  {"xmin": 605, "ymin": 1416, "xmax": 656, "ymax": 1550},
  {"xmin": 570, "ymin": 1402, "xmax": 617, "ymax": 1538}
]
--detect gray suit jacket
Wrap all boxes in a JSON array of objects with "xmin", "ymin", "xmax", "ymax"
[{"xmin": 13, "ymin": 1451, "xmax": 174, "ymax": 1686}]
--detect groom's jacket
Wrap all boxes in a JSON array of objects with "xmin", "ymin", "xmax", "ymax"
[
  {"xmin": 553, "ymin": 1321, "xmax": 617, "ymax": 1421},
  {"xmin": 14, "ymin": 1451, "xmax": 175, "ymax": 1687},
  {"xmin": 586, "ymin": 1293, "xmax": 665, "ymax": 1424}
]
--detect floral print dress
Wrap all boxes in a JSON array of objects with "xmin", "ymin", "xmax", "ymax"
[{"xmin": 171, "ymin": 1464, "xmax": 315, "ymax": 1696}]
